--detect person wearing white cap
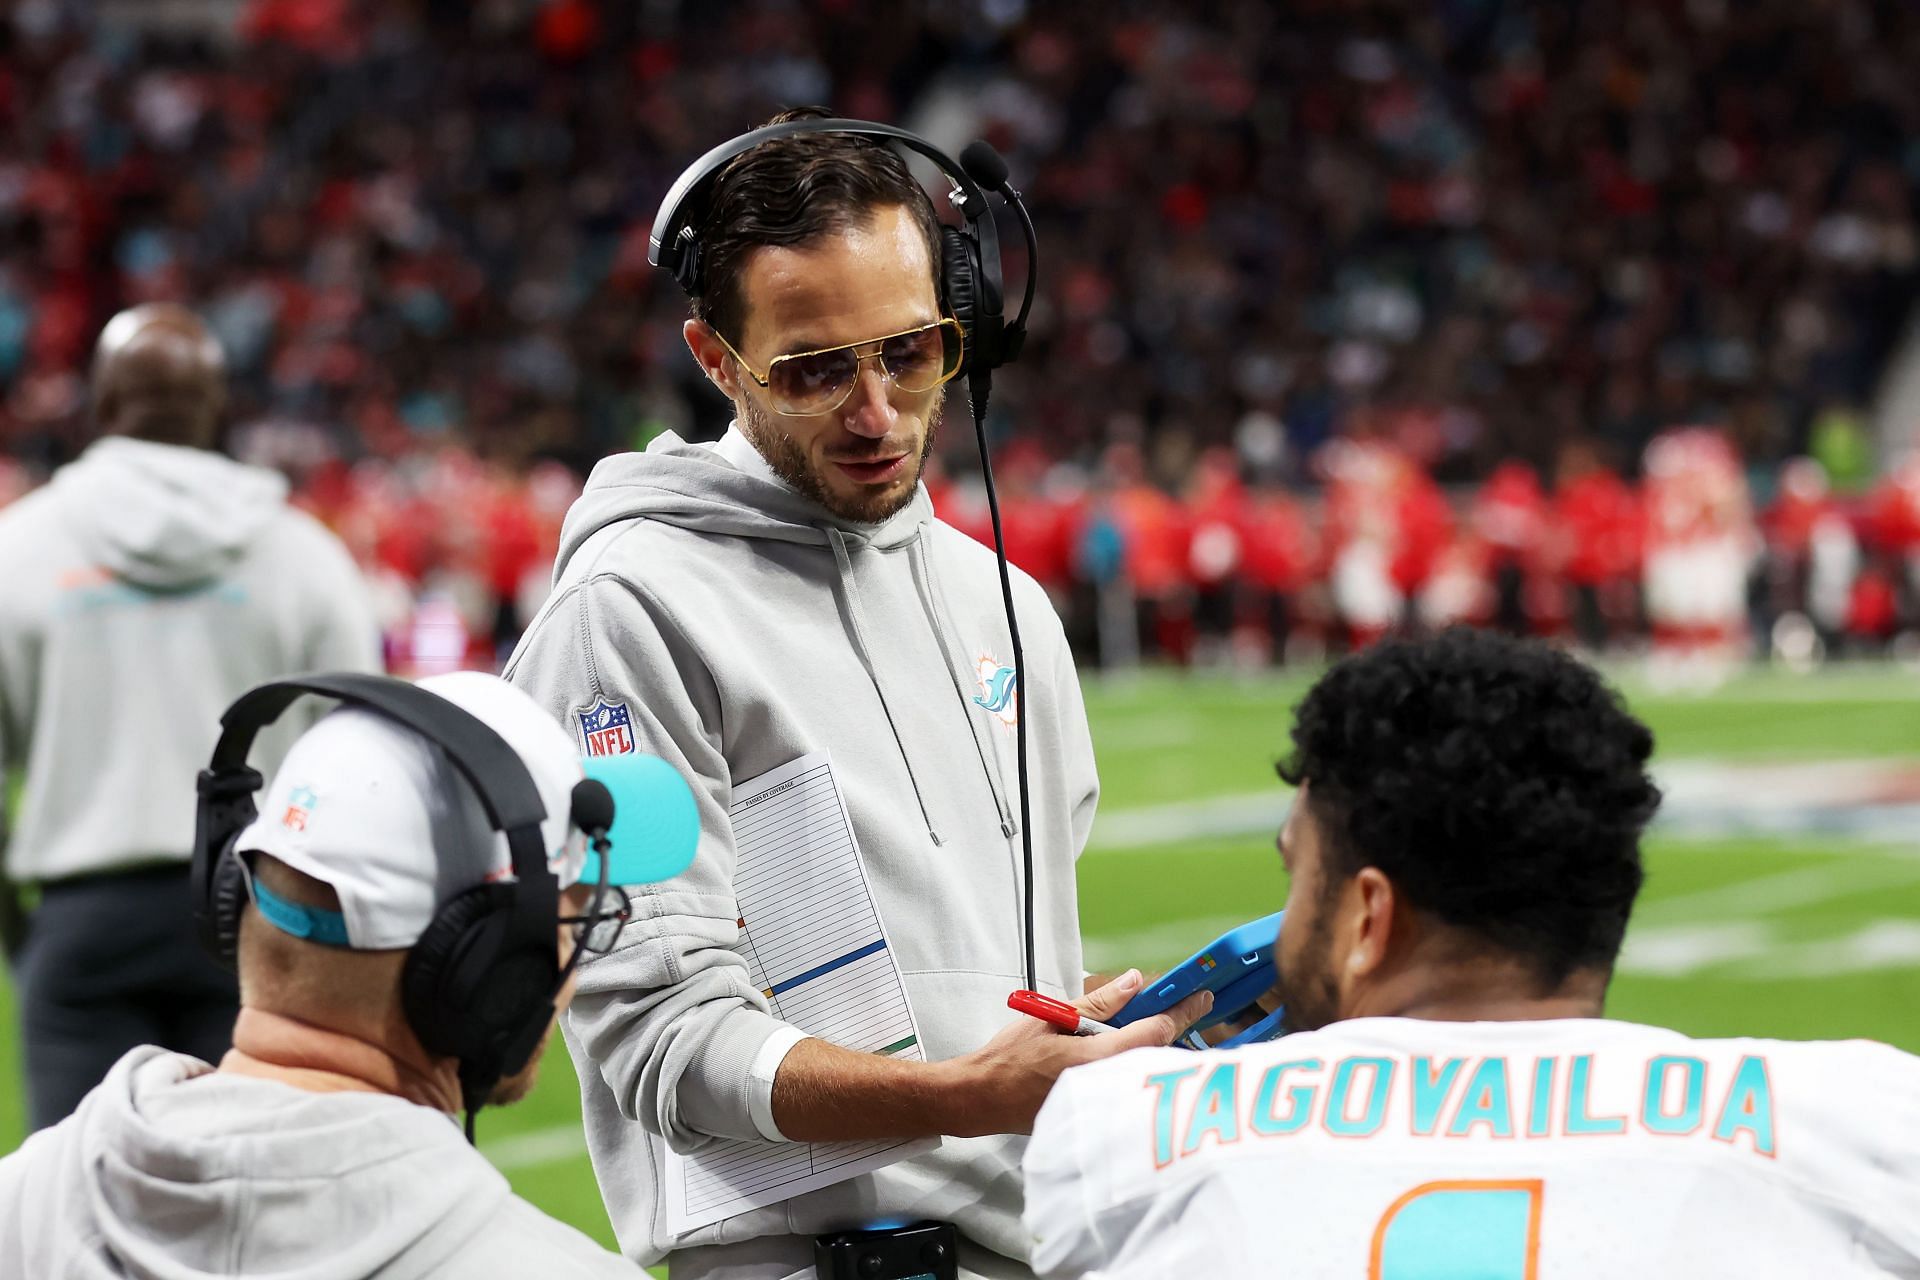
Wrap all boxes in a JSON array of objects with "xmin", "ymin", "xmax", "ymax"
[{"xmin": 0, "ymin": 671, "xmax": 645, "ymax": 1279}]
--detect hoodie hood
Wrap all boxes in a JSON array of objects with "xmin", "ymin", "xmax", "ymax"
[
  {"xmin": 552, "ymin": 429, "xmax": 1005, "ymax": 847},
  {"xmin": 553, "ymin": 429, "xmax": 931, "ymax": 578},
  {"xmin": 52, "ymin": 437, "xmax": 289, "ymax": 589},
  {"xmin": 4, "ymin": 1047, "xmax": 504, "ymax": 1280}
]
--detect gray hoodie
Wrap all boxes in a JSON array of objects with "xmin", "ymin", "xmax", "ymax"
[
  {"xmin": 504, "ymin": 430, "xmax": 1098, "ymax": 1270},
  {"xmin": 0, "ymin": 1046, "xmax": 639, "ymax": 1278},
  {"xmin": 0, "ymin": 438, "xmax": 379, "ymax": 883}
]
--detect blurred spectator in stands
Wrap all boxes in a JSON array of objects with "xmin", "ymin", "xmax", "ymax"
[
  {"xmin": 1867, "ymin": 450, "xmax": 1920, "ymax": 627},
  {"xmin": 1761, "ymin": 458, "xmax": 1860, "ymax": 657},
  {"xmin": 1183, "ymin": 447, "xmax": 1246, "ymax": 666},
  {"xmin": 1321, "ymin": 440, "xmax": 1408, "ymax": 649},
  {"xmin": 1553, "ymin": 440, "xmax": 1643, "ymax": 653},
  {"xmin": 1234, "ymin": 478, "xmax": 1319, "ymax": 666},
  {"xmin": 8, "ymin": 0, "xmax": 1916, "ymax": 495},
  {"xmin": 1642, "ymin": 427, "xmax": 1762, "ymax": 683},
  {"xmin": 1470, "ymin": 461, "xmax": 1551, "ymax": 636},
  {"xmin": 1101, "ymin": 441, "xmax": 1194, "ymax": 663},
  {"xmin": 8, "ymin": 0, "xmax": 1920, "ymax": 669}
]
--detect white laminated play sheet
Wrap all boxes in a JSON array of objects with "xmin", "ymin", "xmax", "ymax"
[{"xmin": 659, "ymin": 751, "xmax": 934, "ymax": 1233}]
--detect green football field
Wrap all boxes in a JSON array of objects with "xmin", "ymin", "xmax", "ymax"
[{"xmin": 4, "ymin": 664, "xmax": 1919, "ymax": 1269}]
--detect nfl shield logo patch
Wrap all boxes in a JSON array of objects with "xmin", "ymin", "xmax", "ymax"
[
  {"xmin": 578, "ymin": 699, "xmax": 636, "ymax": 757},
  {"xmin": 281, "ymin": 785, "xmax": 318, "ymax": 832}
]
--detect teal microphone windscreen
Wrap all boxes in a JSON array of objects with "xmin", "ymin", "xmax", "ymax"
[{"xmin": 580, "ymin": 753, "xmax": 700, "ymax": 884}]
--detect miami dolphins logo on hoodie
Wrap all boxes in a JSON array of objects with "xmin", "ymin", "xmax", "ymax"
[{"xmin": 973, "ymin": 655, "xmax": 1019, "ymax": 728}]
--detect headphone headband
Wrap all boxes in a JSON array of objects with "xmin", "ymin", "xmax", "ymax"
[
  {"xmin": 648, "ymin": 117, "xmax": 993, "ymax": 292},
  {"xmin": 208, "ymin": 673, "xmax": 549, "ymax": 838}
]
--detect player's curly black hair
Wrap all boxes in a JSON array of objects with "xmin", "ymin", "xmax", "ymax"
[{"xmin": 1277, "ymin": 629, "xmax": 1662, "ymax": 985}]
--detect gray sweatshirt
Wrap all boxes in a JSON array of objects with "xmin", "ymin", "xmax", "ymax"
[
  {"xmin": 504, "ymin": 430, "xmax": 1098, "ymax": 1269},
  {"xmin": 0, "ymin": 437, "xmax": 379, "ymax": 883},
  {"xmin": 0, "ymin": 1046, "xmax": 639, "ymax": 1278}
]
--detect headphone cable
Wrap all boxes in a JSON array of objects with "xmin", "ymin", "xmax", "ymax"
[{"xmin": 967, "ymin": 370, "xmax": 1037, "ymax": 995}]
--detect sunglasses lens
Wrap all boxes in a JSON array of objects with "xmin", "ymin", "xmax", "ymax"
[
  {"xmin": 572, "ymin": 884, "xmax": 632, "ymax": 954},
  {"xmin": 880, "ymin": 324, "xmax": 962, "ymax": 392},
  {"xmin": 583, "ymin": 915, "xmax": 625, "ymax": 953},
  {"xmin": 768, "ymin": 348, "xmax": 858, "ymax": 415}
]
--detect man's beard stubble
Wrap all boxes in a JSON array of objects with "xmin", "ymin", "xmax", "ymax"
[
  {"xmin": 1275, "ymin": 892, "xmax": 1342, "ymax": 1036},
  {"xmin": 740, "ymin": 390, "xmax": 942, "ymax": 524}
]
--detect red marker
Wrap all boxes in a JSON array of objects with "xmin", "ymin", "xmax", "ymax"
[{"xmin": 1009, "ymin": 989, "xmax": 1116, "ymax": 1036}]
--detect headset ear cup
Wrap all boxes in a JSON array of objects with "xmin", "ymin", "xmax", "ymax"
[
  {"xmin": 403, "ymin": 885, "xmax": 499, "ymax": 1060},
  {"xmin": 678, "ymin": 236, "xmax": 702, "ymax": 297},
  {"xmin": 940, "ymin": 225, "xmax": 982, "ymax": 369},
  {"xmin": 403, "ymin": 883, "xmax": 557, "ymax": 1080},
  {"xmin": 207, "ymin": 842, "xmax": 249, "ymax": 969}
]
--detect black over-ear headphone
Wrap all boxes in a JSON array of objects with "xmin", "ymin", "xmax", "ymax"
[
  {"xmin": 648, "ymin": 115, "xmax": 1036, "ymax": 387},
  {"xmin": 192, "ymin": 672, "xmax": 576, "ymax": 1118},
  {"xmin": 649, "ymin": 118, "xmax": 1048, "ymax": 994}
]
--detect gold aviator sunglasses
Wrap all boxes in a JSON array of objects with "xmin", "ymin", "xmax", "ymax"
[{"xmin": 711, "ymin": 318, "xmax": 967, "ymax": 417}]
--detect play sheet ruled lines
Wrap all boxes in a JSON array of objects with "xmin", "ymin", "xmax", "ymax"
[{"xmin": 660, "ymin": 752, "xmax": 932, "ymax": 1232}]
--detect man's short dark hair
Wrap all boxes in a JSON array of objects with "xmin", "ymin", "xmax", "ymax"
[
  {"xmin": 690, "ymin": 106, "xmax": 945, "ymax": 345},
  {"xmin": 1277, "ymin": 629, "xmax": 1661, "ymax": 985}
]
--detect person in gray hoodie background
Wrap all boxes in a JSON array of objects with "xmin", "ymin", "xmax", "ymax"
[
  {"xmin": 0, "ymin": 671, "xmax": 643, "ymax": 1279},
  {"xmin": 0, "ymin": 303, "xmax": 379, "ymax": 1130},
  {"xmin": 506, "ymin": 112, "xmax": 1208, "ymax": 1280}
]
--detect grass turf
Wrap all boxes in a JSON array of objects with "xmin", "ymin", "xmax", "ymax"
[{"xmin": 2, "ymin": 664, "xmax": 1917, "ymax": 1266}]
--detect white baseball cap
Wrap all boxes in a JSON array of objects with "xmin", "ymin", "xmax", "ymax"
[{"xmin": 235, "ymin": 671, "xmax": 589, "ymax": 950}]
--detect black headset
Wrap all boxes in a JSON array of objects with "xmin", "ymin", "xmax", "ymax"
[
  {"xmin": 192, "ymin": 672, "xmax": 593, "ymax": 1123},
  {"xmin": 649, "ymin": 117, "xmax": 1047, "ymax": 994},
  {"xmin": 648, "ymin": 115, "xmax": 1035, "ymax": 391}
]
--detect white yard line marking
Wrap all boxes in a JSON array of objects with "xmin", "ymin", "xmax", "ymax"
[
  {"xmin": 1746, "ymin": 921, "xmax": 1920, "ymax": 978},
  {"xmin": 1087, "ymin": 758, "xmax": 1920, "ymax": 852},
  {"xmin": 1088, "ymin": 791, "xmax": 1292, "ymax": 851},
  {"xmin": 1634, "ymin": 854, "xmax": 1920, "ymax": 925},
  {"xmin": 1083, "ymin": 913, "xmax": 1920, "ymax": 984},
  {"xmin": 1616, "ymin": 922, "xmax": 1779, "ymax": 976},
  {"xmin": 1623, "ymin": 683, "xmax": 1920, "ymax": 704},
  {"xmin": 482, "ymin": 1125, "xmax": 589, "ymax": 1172},
  {"xmin": 1619, "ymin": 919, "xmax": 1920, "ymax": 980}
]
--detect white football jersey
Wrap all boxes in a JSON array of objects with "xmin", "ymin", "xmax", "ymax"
[{"xmin": 1024, "ymin": 1018, "xmax": 1920, "ymax": 1278}]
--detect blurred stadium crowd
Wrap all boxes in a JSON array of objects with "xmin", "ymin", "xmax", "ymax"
[{"xmin": 3, "ymin": 0, "xmax": 1920, "ymax": 667}]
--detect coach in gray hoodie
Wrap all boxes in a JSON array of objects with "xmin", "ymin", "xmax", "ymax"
[
  {"xmin": 0, "ymin": 304, "xmax": 378, "ymax": 1129},
  {"xmin": 506, "ymin": 116, "xmax": 1205, "ymax": 1279}
]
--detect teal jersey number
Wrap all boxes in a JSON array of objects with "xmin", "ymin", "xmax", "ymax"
[{"xmin": 1371, "ymin": 1180, "xmax": 1542, "ymax": 1279}]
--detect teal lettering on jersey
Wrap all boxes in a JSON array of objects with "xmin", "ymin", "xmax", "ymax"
[
  {"xmin": 1181, "ymin": 1063, "xmax": 1242, "ymax": 1157},
  {"xmin": 1712, "ymin": 1055, "xmax": 1776, "ymax": 1156},
  {"xmin": 1325, "ymin": 1056, "xmax": 1394, "ymax": 1138},
  {"xmin": 1642, "ymin": 1055, "xmax": 1707, "ymax": 1135},
  {"xmin": 1447, "ymin": 1057, "xmax": 1515, "ymax": 1138},
  {"xmin": 1565, "ymin": 1053, "xmax": 1627, "ymax": 1135},
  {"xmin": 1527, "ymin": 1057, "xmax": 1555, "ymax": 1137},
  {"xmin": 1410, "ymin": 1056, "xmax": 1465, "ymax": 1136},
  {"xmin": 1375, "ymin": 1183, "xmax": 1541, "ymax": 1279},
  {"xmin": 1145, "ymin": 1067, "xmax": 1200, "ymax": 1168},
  {"xmin": 1250, "ymin": 1058, "xmax": 1320, "ymax": 1137}
]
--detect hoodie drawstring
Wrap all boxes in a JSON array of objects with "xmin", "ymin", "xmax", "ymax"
[
  {"xmin": 827, "ymin": 528, "xmax": 944, "ymax": 846},
  {"xmin": 908, "ymin": 537, "xmax": 1018, "ymax": 838}
]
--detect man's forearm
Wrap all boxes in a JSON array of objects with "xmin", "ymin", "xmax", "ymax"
[
  {"xmin": 766, "ymin": 971, "xmax": 1211, "ymax": 1143},
  {"xmin": 768, "ymin": 1037, "xmax": 972, "ymax": 1142}
]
